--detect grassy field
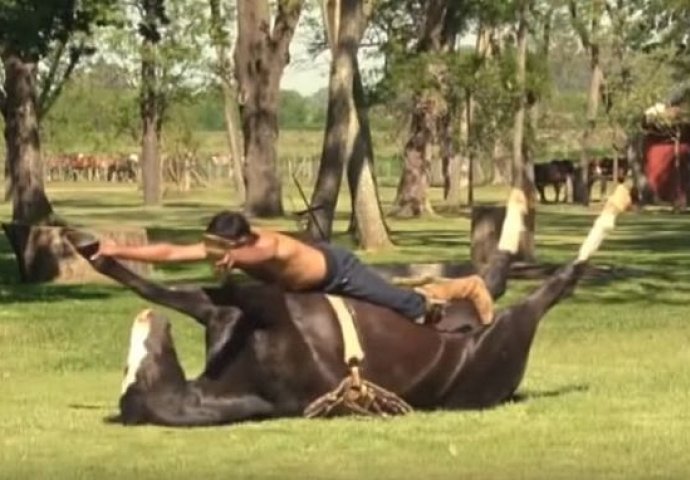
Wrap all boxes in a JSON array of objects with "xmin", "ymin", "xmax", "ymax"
[{"xmin": 1, "ymin": 182, "xmax": 690, "ymax": 479}]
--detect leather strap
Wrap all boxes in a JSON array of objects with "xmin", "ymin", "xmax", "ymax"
[{"xmin": 325, "ymin": 295, "xmax": 364, "ymax": 364}]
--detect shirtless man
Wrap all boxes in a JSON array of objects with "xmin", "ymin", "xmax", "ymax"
[{"xmin": 93, "ymin": 211, "xmax": 495, "ymax": 324}]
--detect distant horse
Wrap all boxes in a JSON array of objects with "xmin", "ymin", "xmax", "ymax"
[{"xmin": 534, "ymin": 159, "xmax": 576, "ymax": 203}]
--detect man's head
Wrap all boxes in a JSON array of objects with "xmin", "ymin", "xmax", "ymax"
[
  {"xmin": 206, "ymin": 211, "xmax": 251, "ymax": 239},
  {"xmin": 204, "ymin": 211, "xmax": 257, "ymax": 257}
]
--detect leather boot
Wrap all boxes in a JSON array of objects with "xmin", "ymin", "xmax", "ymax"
[{"xmin": 415, "ymin": 275, "xmax": 494, "ymax": 325}]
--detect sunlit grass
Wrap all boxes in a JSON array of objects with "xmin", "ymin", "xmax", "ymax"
[{"xmin": 1, "ymin": 183, "xmax": 690, "ymax": 479}]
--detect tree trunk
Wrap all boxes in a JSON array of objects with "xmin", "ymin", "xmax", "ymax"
[
  {"xmin": 348, "ymin": 57, "xmax": 392, "ymax": 250},
  {"xmin": 529, "ymin": 7, "xmax": 553, "ymax": 135},
  {"xmin": 491, "ymin": 141, "xmax": 509, "ymax": 185},
  {"xmin": 569, "ymin": 0, "xmax": 604, "ymax": 206},
  {"xmin": 430, "ymin": 154, "xmax": 444, "ymax": 187},
  {"xmin": 576, "ymin": 47, "xmax": 603, "ymax": 205},
  {"xmin": 511, "ymin": 1, "xmax": 535, "ymax": 261},
  {"xmin": 440, "ymin": 97, "xmax": 462, "ymax": 205},
  {"xmin": 390, "ymin": 93, "xmax": 435, "ymax": 217},
  {"xmin": 511, "ymin": 2, "xmax": 533, "ymax": 194},
  {"xmin": 465, "ymin": 91, "xmax": 476, "ymax": 207},
  {"xmin": 2, "ymin": 54, "xmax": 54, "ymax": 224},
  {"xmin": 390, "ymin": 0, "xmax": 454, "ymax": 218},
  {"xmin": 220, "ymin": 83, "xmax": 246, "ymax": 202},
  {"xmin": 307, "ymin": 0, "xmax": 354, "ymax": 240},
  {"xmin": 209, "ymin": 0, "xmax": 246, "ymax": 203},
  {"xmin": 235, "ymin": 0, "xmax": 302, "ymax": 218},
  {"xmin": 140, "ymin": 3, "xmax": 162, "ymax": 206},
  {"xmin": 443, "ymin": 153, "xmax": 462, "ymax": 205}
]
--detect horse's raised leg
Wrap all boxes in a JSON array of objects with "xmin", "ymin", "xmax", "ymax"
[
  {"xmin": 66, "ymin": 230, "xmax": 249, "ymax": 364},
  {"xmin": 447, "ymin": 185, "xmax": 631, "ymax": 408},
  {"xmin": 120, "ymin": 309, "xmax": 274, "ymax": 426},
  {"xmin": 65, "ymin": 230, "xmax": 218, "ymax": 325},
  {"xmin": 480, "ymin": 188, "xmax": 528, "ymax": 299},
  {"xmin": 448, "ymin": 261, "xmax": 586, "ymax": 408}
]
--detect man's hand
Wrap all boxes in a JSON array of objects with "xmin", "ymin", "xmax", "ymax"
[
  {"xmin": 214, "ymin": 251, "xmax": 235, "ymax": 272},
  {"xmin": 90, "ymin": 238, "xmax": 117, "ymax": 260}
]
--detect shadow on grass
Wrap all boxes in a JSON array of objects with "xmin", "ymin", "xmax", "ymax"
[
  {"xmin": 97, "ymin": 385, "xmax": 590, "ymax": 427},
  {"xmin": 69, "ymin": 403, "xmax": 112, "ymax": 411},
  {"xmin": 0, "ymin": 283, "xmax": 115, "ymax": 304},
  {"xmin": 103, "ymin": 413, "xmax": 122, "ymax": 425},
  {"xmin": 0, "ymin": 236, "xmax": 19, "ymax": 284},
  {"xmin": 510, "ymin": 384, "xmax": 589, "ymax": 404},
  {"xmin": 0, "ymin": 236, "xmax": 116, "ymax": 303}
]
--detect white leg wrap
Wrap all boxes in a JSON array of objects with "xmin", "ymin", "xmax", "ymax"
[
  {"xmin": 121, "ymin": 310, "xmax": 152, "ymax": 394},
  {"xmin": 577, "ymin": 211, "xmax": 616, "ymax": 262},
  {"xmin": 498, "ymin": 202, "xmax": 525, "ymax": 254}
]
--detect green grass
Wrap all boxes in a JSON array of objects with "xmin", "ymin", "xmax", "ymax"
[{"xmin": 2, "ymin": 182, "xmax": 690, "ymax": 479}]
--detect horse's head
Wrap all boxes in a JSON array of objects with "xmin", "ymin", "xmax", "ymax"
[{"xmin": 120, "ymin": 309, "xmax": 186, "ymax": 424}]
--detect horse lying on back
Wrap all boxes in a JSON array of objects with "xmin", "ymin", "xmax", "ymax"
[{"xmin": 66, "ymin": 187, "xmax": 630, "ymax": 427}]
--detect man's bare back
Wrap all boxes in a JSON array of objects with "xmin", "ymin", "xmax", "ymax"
[{"xmin": 217, "ymin": 229, "xmax": 328, "ymax": 290}]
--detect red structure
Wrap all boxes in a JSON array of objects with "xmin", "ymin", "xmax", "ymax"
[{"xmin": 638, "ymin": 120, "xmax": 690, "ymax": 210}]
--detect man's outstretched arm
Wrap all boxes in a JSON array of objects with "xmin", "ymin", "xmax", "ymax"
[{"xmin": 92, "ymin": 241, "xmax": 207, "ymax": 263}]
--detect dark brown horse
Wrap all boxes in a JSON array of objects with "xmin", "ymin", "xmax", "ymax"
[{"xmin": 65, "ymin": 197, "xmax": 623, "ymax": 427}]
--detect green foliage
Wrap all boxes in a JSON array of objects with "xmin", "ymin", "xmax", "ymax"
[
  {"xmin": 0, "ymin": 0, "xmax": 122, "ymax": 123},
  {"xmin": 651, "ymin": 0, "xmax": 690, "ymax": 78},
  {"xmin": 192, "ymin": 90, "xmax": 225, "ymax": 131},
  {"xmin": 96, "ymin": 0, "xmax": 212, "ymax": 128},
  {"xmin": 465, "ymin": 52, "xmax": 516, "ymax": 157},
  {"xmin": 0, "ymin": 0, "xmax": 120, "ymax": 59},
  {"xmin": 36, "ymin": 63, "xmax": 336, "ymax": 151},
  {"xmin": 606, "ymin": 48, "xmax": 677, "ymax": 143},
  {"xmin": 278, "ymin": 90, "xmax": 325, "ymax": 130}
]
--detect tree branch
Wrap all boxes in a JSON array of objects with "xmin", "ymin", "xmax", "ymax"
[
  {"xmin": 271, "ymin": 0, "xmax": 303, "ymax": 60},
  {"xmin": 38, "ymin": 37, "xmax": 87, "ymax": 120},
  {"xmin": 39, "ymin": 42, "xmax": 84, "ymax": 119},
  {"xmin": 418, "ymin": 0, "xmax": 448, "ymax": 52},
  {"xmin": 37, "ymin": 39, "xmax": 68, "ymax": 115},
  {"xmin": 568, "ymin": 0, "xmax": 591, "ymax": 50},
  {"xmin": 604, "ymin": 0, "xmax": 615, "ymax": 18}
]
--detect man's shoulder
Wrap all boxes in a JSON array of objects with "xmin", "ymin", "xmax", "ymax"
[{"xmin": 257, "ymin": 228, "xmax": 309, "ymax": 244}]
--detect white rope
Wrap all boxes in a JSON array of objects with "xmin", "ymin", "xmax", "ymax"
[{"xmin": 325, "ymin": 295, "xmax": 364, "ymax": 364}]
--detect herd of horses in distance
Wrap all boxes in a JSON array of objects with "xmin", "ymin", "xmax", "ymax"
[
  {"xmin": 45, "ymin": 151, "xmax": 635, "ymax": 206},
  {"xmin": 43, "ymin": 152, "xmax": 234, "ymax": 183}
]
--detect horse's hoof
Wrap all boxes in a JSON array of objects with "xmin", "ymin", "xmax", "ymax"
[{"xmin": 63, "ymin": 229, "xmax": 100, "ymax": 259}]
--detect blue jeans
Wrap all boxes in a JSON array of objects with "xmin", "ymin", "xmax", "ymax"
[{"xmin": 313, "ymin": 243, "xmax": 426, "ymax": 321}]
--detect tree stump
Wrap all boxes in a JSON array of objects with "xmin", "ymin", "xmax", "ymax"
[
  {"xmin": 470, "ymin": 206, "xmax": 536, "ymax": 269},
  {"xmin": 2, "ymin": 223, "xmax": 152, "ymax": 284}
]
